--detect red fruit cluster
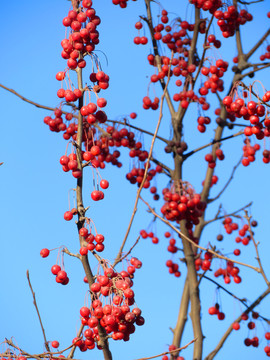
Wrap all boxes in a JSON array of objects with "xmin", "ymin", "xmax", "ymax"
[
  {"xmin": 43, "ymin": 108, "xmax": 68, "ymax": 133},
  {"xmin": 200, "ymin": 59, "xmax": 228, "ymax": 94},
  {"xmin": 61, "ymin": 3, "xmax": 101, "ymax": 70},
  {"xmin": 244, "ymin": 336, "xmax": 259, "ymax": 348},
  {"xmin": 51, "ymin": 264, "xmax": 69, "ymax": 285},
  {"xmin": 160, "ymin": 185, "xmax": 206, "ymax": 228},
  {"xmin": 77, "ymin": 267, "xmax": 144, "ymax": 349},
  {"xmin": 64, "ymin": 208, "xmax": 78, "ymax": 221},
  {"xmin": 208, "ymin": 303, "xmax": 225, "ymax": 320},
  {"xmin": 59, "ymin": 153, "xmax": 82, "ymax": 178},
  {"xmin": 197, "ymin": 115, "xmax": 211, "ymax": 133},
  {"xmin": 142, "ymin": 96, "xmax": 159, "ymax": 110},
  {"xmin": 222, "ymin": 217, "xmax": 238, "ymax": 235},
  {"xmin": 134, "ymin": 36, "xmax": 148, "ymax": 45},
  {"xmin": 263, "ymin": 149, "xmax": 270, "ymax": 164},
  {"xmin": 112, "ymin": 0, "xmax": 136, "ymax": 8},
  {"xmin": 166, "ymin": 259, "xmax": 181, "ymax": 277},
  {"xmin": 202, "ymin": 174, "xmax": 218, "ymax": 187},
  {"xmin": 223, "ymin": 95, "xmax": 269, "ymax": 140},
  {"xmin": 89, "ymin": 70, "xmax": 110, "ymax": 91},
  {"xmin": 79, "ymin": 230, "xmax": 105, "ymax": 253},
  {"xmin": 152, "ymin": 15, "xmax": 194, "ymax": 54},
  {"xmin": 235, "ymin": 223, "xmax": 253, "ymax": 246},
  {"xmin": 191, "ymin": 0, "xmax": 222, "ymax": 13},
  {"xmin": 126, "ymin": 164, "xmax": 161, "ymax": 191},
  {"xmin": 214, "ymin": 260, "xmax": 241, "ymax": 284},
  {"xmin": 242, "ymin": 140, "xmax": 260, "ymax": 166},
  {"xmin": 260, "ymin": 45, "xmax": 270, "ymax": 61},
  {"xmin": 194, "ymin": 251, "xmax": 212, "ymax": 271},
  {"xmin": 140, "ymin": 230, "xmax": 159, "ymax": 244},
  {"xmin": 214, "ymin": 6, "xmax": 253, "ymax": 38}
]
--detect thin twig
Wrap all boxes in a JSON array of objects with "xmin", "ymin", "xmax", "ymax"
[
  {"xmin": 244, "ymin": 210, "xmax": 270, "ymax": 286},
  {"xmin": 208, "ymin": 157, "xmax": 243, "ymax": 203},
  {"xmin": 26, "ymin": 270, "xmax": 50, "ymax": 352},
  {"xmin": 116, "ymin": 236, "xmax": 140, "ymax": 265},
  {"xmin": 184, "ymin": 130, "xmax": 244, "ymax": 159},
  {"xmin": 204, "ymin": 201, "xmax": 252, "ymax": 225},
  {"xmin": 134, "ymin": 338, "xmax": 196, "ymax": 360}
]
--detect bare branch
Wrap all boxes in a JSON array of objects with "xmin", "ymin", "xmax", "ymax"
[
  {"xmin": 26, "ymin": 270, "xmax": 50, "ymax": 352},
  {"xmin": 246, "ymin": 28, "xmax": 270, "ymax": 60},
  {"xmin": 244, "ymin": 211, "xmax": 270, "ymax": 286},
  {"xmin": 208, "ymin": 157, "xmax": 243, "ymax": 203},
  {"xmin": 204, "ymin": 201, "xmax": 252, "ymax": 225},
  {"xmin": 134, "ymin": 338, "xmax": 196, "ymax": 360}
]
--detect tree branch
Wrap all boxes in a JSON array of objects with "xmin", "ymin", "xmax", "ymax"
[{"xmin": 26, "ymin": 270, "xmax": 50, "ymax": 352}]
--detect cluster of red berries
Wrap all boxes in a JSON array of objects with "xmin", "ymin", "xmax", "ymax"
[
  {"xmin": 64, "ymin": 208, "xmax": 78, "ymax": 221},
  {"xmin": 166, "ymin": 259, "xmax": 181, "ymax": 277},
  {"xmin": 112, "ymin": 0, "xmax": 136, "ymax": 8},
  {"xmin": 242, "ymin": 140, "xmax": 260, "ymax": 166},
  {"xmin": 214, "ymin": 260, "xmax": 241, "ymax": 284},
  {"xmin": 260, "ymin": 45, "xmax": 270, "ymax": 61},
  {"xmin": 202, "ymin": 174, "xmax": 218, "ymax": 187},
  {"xmin": 43, "ymin": 108, "xmax": 69, "ymax": 133},
  {"xmin": 76, "ymin": 266, "xmax": 144, "ymax": 349},
  {"xmin": 160, "ymin": 184, "xmax": 207, "ymax": 228},
  {"xmin": 79, "ymin": 229, "xmax": 106, "ymax": 253},
  {"xmin": 264, "ymin": 332, "xmax": 270, "ymax": 356},
  {"xmin": 200, "ymin": 59, "xmax": 228, "ymax": 95},
  {"xmin": 263, "ymin": 149, "xmax": 270, "ymax": 164},
  {"xmin": 223, "ymin": 95, "xmax": 269, "ymax": 140},
  {"xmin": 140, "ymin": 230, "xmax": 159, "ymax": 244},
  {"xmin": 133, "ymin": 36, "xmax": 148, "ymax": 45},
  {"xmin": 194, "ymin": 251, "xmax": 213, "ymax": 271},
  {"xmin": 204, "ymin": 148, "xmax": 224, "ymax": 169},
  {"xmin": 61, "ymin": 2, "xmax": 101, "ymax": 70},
  {"xmin": 222, "ymin": 216, "xmax": 239, "ymax": 235},
  {"xmin": 208, "ymin": 303, "xmax": 225, "ymax": 320},
  {"xmin": 197, "ymin": 115, "xmax": 211, "ymax": 133},
  {"xmin": 126, "ymin": 164, "xmax": 162, "ymax": 191},
  {"xmin": 142, "ymin": 96, "xmax": 160, "ymax": 110},
  {"xmin": 51, "ymin": 264, "xmax": 69, "ymax": 285},
  {"xmin": 190, "ymin": 0, "xmax": 222, "ymax": 13},
  {"xmin": 214, "ymin": 6, "xmax": 253, "ymax": 38}
]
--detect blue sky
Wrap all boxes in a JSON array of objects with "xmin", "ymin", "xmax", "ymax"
[{"xmin": 1, "ymin": 1, "xmax": 270, "ymax": 360}]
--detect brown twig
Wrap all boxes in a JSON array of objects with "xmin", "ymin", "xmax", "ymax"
[
  {"xmin": 115, "ymin": 236, "xmax": 140, "ymax": 266},
  {"xmin": 67, "ymin": 324, "xmax": 84, "ymax": 359},
  {"xmin": 184, "ymin": 130, "xmax": 244, "ymax": 159},
  {"xmin": 208, "ymin": 157, "xmax": 243, "ymax": 203},
  {"xmin": 204, "ymin": 201, "xmax": 252, "ymax": 225},
  {"xmin": 246, "ymin": 28, "xmax": 270, "ymax": 60},
  {"xmin": 244, "ymin": 210, "xmax": 270, "ymax": 286},
  {"xmin": 134, "ymin": 338, "xmax": 196, "ymax": 360},
  {"xmin": 26, "ymin": 270, "xmax": 50, "ymax": 352}
]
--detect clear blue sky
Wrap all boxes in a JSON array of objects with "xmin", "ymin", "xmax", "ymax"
[{"xmin": 1, "ymin": 1, "xmax": 270, "ymax": 360}]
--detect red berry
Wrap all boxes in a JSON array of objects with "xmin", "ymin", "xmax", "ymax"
[{"xmin": 40, "ymin": 248, "xmax": 50, "ymax": 258}]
